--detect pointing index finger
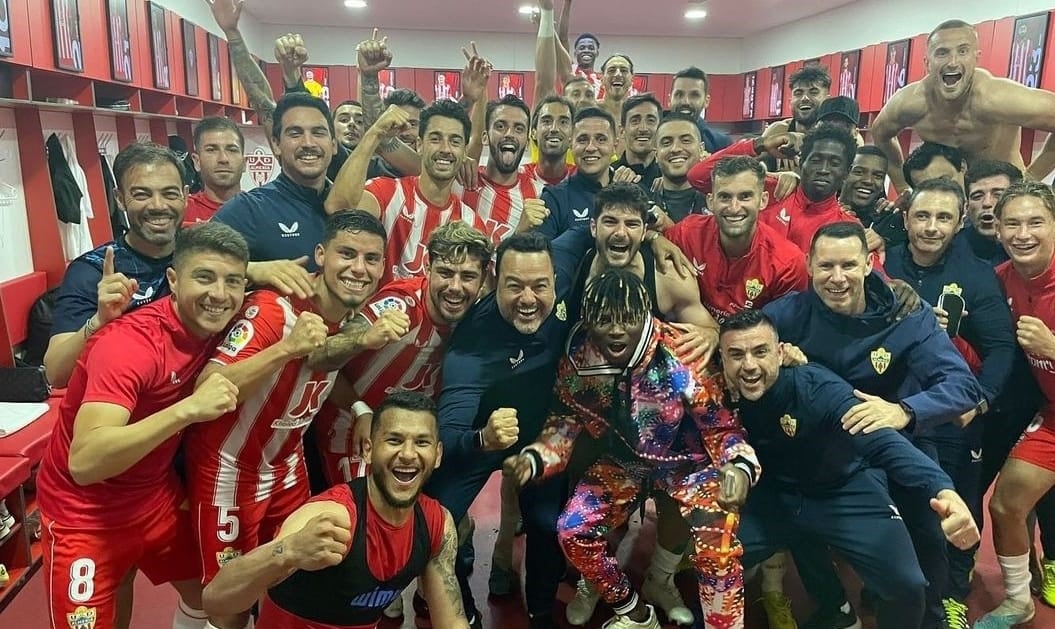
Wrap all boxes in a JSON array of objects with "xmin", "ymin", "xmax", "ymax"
[
  {"xmin": 371, "ymin": 27, "xmax": 380, "ymax": 41},
  {"xmin": 103, "ymin": 246, "xmax": 115, "ymax": 275}
]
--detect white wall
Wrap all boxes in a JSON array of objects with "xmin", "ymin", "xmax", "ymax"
[
  {"xmin": 741, "ymin": 0, "xmax": 1055, "ymax": 70},
  {"xmin": 247, "ymin": 24, "xmax": 745, "ymax": 74},
  {"xmin": 150, "ymin": 0, "xmax": 273, "ymax": 58},
  {"xmin": 0, "ymin": 109, "xmax": 32, "ymax": 282}
]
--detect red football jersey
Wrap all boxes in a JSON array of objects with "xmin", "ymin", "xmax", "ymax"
[
  {"xmin": 522, "ymin": 161, "xmax": 575, "ymax": 187},
  {"xmin": 997, "ymin": 257, "xmax": 1055, "ymax": 422},
  {"xmin": 666, "ymin": 214, "xmax": 808, "ymax": 322},
  {"xmin": 183, "ymin": 191, "xmax": 223, "ymax": 225},
  {"xmin": 37, "ymin": 298, "xmax": 219, "ymax": 527},
  {"xmin": 183, "ymin": 290, "xmax": 344, "ymax": 506},
  {"xmin": 759, "ymin": 186, "xmax": 860, "ymax": 254},
  {"xmin": 366, "ymin": 176, "xmax": 488, "ymax": 284},
  {"xmin": 452, "ymin": 167, "xmax": 545, "ymax": 243}
]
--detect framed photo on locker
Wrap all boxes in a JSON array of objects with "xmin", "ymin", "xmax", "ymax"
[
  {"xmin": 769, "ymin": 66, "xmax": 785, "ymax": 117},
  {"xmin": 208, "ymin": 33, "xmax": 222, "ymax": 101},
  {"xmin": 106, "ymin": 0, "xmax": 133, "ymax": 81},
  {"xmin": 1009, "ymin": 13, "xmax": 1049, "ymax": 88},
  {"xmin": 434, "ymin": 70, "xmax": 461, "ymax": 102},
  {"xmin": 148, "ymin": 1, "xmax": 170, "ymax": 89},
  {"xmin": 839, "ymin": 50, "xmax": 860, "ymax": 99},
  {"xmin": 182, "ymin": 19, "xmax": 198, "ymax": 96},
  {"xmin": 883, "ymin": 39, "xmax": 910, "ymax": 104},
  {"xmin": 51, "ymin": 0, "xmax": 84, "ymax": 72},
  {"xmin": 743, "ymin": 72, "xmax": 757, "ymax": 120},
  {"xmin": 498, "ymin": 73, "xmax": 524, "ymax": 98},
  {"xmin": 378, "ymin": 69, "xmax": 396, "ymax": 100},
  {"xmin": 0, "ymin": 0, "xmax": 13, "ymax": 57},
  {"xmin": 301, "ymin": 66, "xmax": 330, "ymax": 105}
]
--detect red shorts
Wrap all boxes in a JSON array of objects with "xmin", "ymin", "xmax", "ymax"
[
  {"xmin": 192, "ymin": 483, "xmax": 309, "ymax": 584},
  {"xmin": 41, "ymin": 494, "xmax": 199, "ymax": 628},
  {"xmin": 315, "ymin": 402, "xmax": 369, "ymax": 485},
  {"xmin": 1009, "ymin": 413, "xmax": 1055, "ymax": 473}
]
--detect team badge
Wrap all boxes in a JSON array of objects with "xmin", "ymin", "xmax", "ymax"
[
  {"xmin": 216, "ymin": 546, "xmax": 242, "ymax": 568},
  {"xmin": 218, "ymin": 319, "xmax": 254, "ymax": 357},
  {"xmin": 941, "ymin": 283, "xmax": 963, "ymax": 296},
  {"xmin": 745, "ymin": 278, "xmax": 764, "ymax": 301},
  {"xmin": 67, "ymin": 605, "xmax": 97, "ymax": 629},
  {"xmin": 779, "ymin": 414, "xmax": 797, "ymax": 437},
  {"xmin": 870, "ymin": 347, "xmax": 891, "ymax": 374},
  {"xmin": 556, "ymin": 301, "xmax": 567, "ymax": 321},
  {"xmin": 244, "ymin": 305, "xmax": 260, "ymax": 319},
  {"xmin": 369, "ymin": 296, "xmax": 406, "ymax": 318},
  {"xmin": 245, "ymin": 147, "xmax": 276, "ymax": 187}
]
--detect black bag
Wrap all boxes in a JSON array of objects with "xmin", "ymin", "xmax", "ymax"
[
  {"xmin": 21, "ymin": 287, "xmax": 60, "ymax": 368},
  {"xmin": 0, "ymin": 365, "xmax": 51, "ymax": 402}
]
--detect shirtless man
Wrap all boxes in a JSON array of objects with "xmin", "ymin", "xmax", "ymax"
[{"xmin": 872, "ymin": 19, "xmax": 1055, "ymax": 193}]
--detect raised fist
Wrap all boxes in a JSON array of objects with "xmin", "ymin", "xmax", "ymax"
[
  {"xmin": 356, "ymin": 28, "xmax": 392, "ymax": 75},
  {"xmin": 185, "ymin": 372, "xmax": 239, "ymax": 422},
  {"xmin": 483, "ymin": 407, "xmax": 519, "ymax": 450},
  {"xmin": 362, "ymin": 309, "xmax": 411, "ymax": 350},
  {"xmin": 285, "ymin": 312, "xmax": 329, "ymax": 357}
]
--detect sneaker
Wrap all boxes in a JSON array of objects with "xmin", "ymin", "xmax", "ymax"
[
  {"xmin": 489, "ymin": 564, "xmax": 517, "ymax": 597},
  {"xmin": 641, "ymin": 570, "xmax": 694, "ymax": 626},
  {"xmin": 800, "ymin": 601, "xmax": 861, "ymax": 629},
  {"xmin": 973, "ymin": 599, "xmax": 1036, "ymax": 628},
  {"xmin": 601, "ymin": 604, "xmax": 661, "ymax": 629},
  {"xmin": 0, "ymin": 520, "xmax": 10, "ymax": 543},
  {"xmin": 1041, "ymin": 560, "xmax": 1055, "ymax": 608},
  {"xmin": 760, "ymin": 591, "xmax": 798, "ymax": 629},
  {"xmin": 942, "ymin": 597, "xmax": 969, "ymax": 629},
  {"xmin": 382, "ymin": 593, "xmax": 404, "ymax": 619},
  {"xmin": 566, "ymin": 577, "xmax": 601, "ymax": 626}
]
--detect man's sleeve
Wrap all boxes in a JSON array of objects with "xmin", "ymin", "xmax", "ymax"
[
  {"xmin": 210, "ymin": 293, "xmax": 287, "ymax": 366},
  {"xmin": 551, "ymin": 227, "xmax": 592, "ymax": 289},
  {"xmin": 523, "ymin": 367, "xmax": 584, "ymax": 480},
  {"xmin": 686, "ymin": 139, "xmax": 758, "ymax": 194},
  {"xmin": 364, "ymin": 177, "xmax": 398, "ymax": 218},
  {"xmin": 961, "ymin": 271, "xmax": 1018, "ymax": 404},
  {"xmin": 536, "ymin": 187, "xmax": 565, "ymax": 241},
  {"xmin": 80, "ymin": 330, "xmax": 156, "ymax": 411},
  {"xmin": 212, "ymin": 194, "xmax": 259, "ymax": 255},
  {"xmin": 901, "ymin": 308, "xmax": 985, "ymax": 430},
  {"xmin": 51, "ymin": 261, "xmax": 102, "ymax": 335},
  {"xmin": 761, "ymin": 293, "xmax": 805, "ymax": 345},
  {"xmin": 436, "ymin": 330, "xmax": 488, "ymax": 461},
  {"xmin": 775, "ymin": 249, "xmax": 809, "ymax": 296}
]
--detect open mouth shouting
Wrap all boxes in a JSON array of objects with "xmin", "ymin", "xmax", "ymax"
[
  {"xmin": 941, "ymin": 69, "xmax": 964, "ymax": 89},
  {"xmin": 391, "ymin": 466, "xmax": 421, "ymax": 486}
]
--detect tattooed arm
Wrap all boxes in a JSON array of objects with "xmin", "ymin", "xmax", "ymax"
[
  {"xmin": 305, "ymin": 309, "xmax": 410, "ymax": 371},
  {"xmin": 202, "ymin": 500, "xmax": 350, "ymax": 617},
  {"xmin": 356, "ymin": 29, "xmax": 421, "ymax": 176},
  {"xmin": 419, "ymin": 508, "xmax": 471, "ymax": 628},
  {"xmin": 208, "ymin": 0, "xmax": 277, "ymax": 134}
]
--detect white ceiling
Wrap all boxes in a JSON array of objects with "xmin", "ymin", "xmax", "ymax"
[{"xmin": 244, "ymin": 0, "xmax": 861, "ymax": 38}]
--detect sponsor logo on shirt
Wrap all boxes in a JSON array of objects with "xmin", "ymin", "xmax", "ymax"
[
  {"xmin": 131, "ymin": 285, "xmax": 155, "ymax": 303},
  {"xmin": 66, "ymin": 606, "xmax": 97, "ymax": 629},
  {"xmin": 349, "ymin": 586, "xmax": 402, "ymax": 609},
  {"xmin": 509, "ymin": 349, "xmax": 525, "ymax": 369},
  {"xmin": 970, "ymin": 449, "xmax": 983, "ymax": 463},
  {"xmin": 572, "ymin": 207, "xmax": 590, "ymax": 220},
  {"xmin": 1027, "ymin": 354, "xmax": 1055, "ymax": 374},
  {"xmin": 216, "ymin": 546, "xmax": 242, "ymax": 568},
  {"xmin": 777, "ymin": 208, "xmax": 791, "ymax": 225},
  {"xmin": 692, "ymin": 258, "xmax": 707, "ymax": 274},
  {"xmin": 779, "ymin": 414, "xmax": 797, "ymax": 437},
  {"xmin": 370, "ymin": 296, "xmax": 407, "ymax": 318},
  {"xmin": 218, "ymin": 319, "xmax": 254, "ymax": 357},
  {"xmin": 745, "ymin": 278, "xmax": 764, "ymax": 301},
  {"xmin": 888, "ymin": 504, "xmax": 902, "ymax": 520},
  {"xmin": 1027, "ymin": 413, "xmax": 1044, "ymax": 433},
  {"xmin": 870, "ymin": 347, "xmax": 891, "ymax": 374},
  {"xmin": 278, "ymin": 221, "xmax": 300, "ymax": 238}
]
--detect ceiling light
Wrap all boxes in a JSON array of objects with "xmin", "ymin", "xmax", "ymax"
[
  {"xmin": 685, "ymin": 7, "xmax": 707, "ymax": 19},
  {"xmin": 344, "ymin": 0, "xmax": 367, "ymax": 8},
  {"xmin": 519, "ymin": 5, "xmax": 539, "ymax": 14}
]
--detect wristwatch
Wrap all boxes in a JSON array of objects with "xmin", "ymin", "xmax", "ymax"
[{"xmin": 898, "ymin": 401, "xmax": 916, "ymax": 427}]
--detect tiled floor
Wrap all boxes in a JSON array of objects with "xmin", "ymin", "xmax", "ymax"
[{"xmin": 3, "ymin": 474, "xmax": 1054, "ymax": 628}]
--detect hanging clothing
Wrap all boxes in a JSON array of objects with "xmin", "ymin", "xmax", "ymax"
[{"xmin": 47, "ymin": 133, "xmax": 94, "ymax": 260}]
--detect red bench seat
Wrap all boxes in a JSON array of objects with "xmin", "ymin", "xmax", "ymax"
[{"xmin": 0, "ymin": 456, "xmax": 30, "ymax": 500}]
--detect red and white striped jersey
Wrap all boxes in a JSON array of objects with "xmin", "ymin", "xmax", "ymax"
[
  {"xmin": 452, "ymin": 167, "xmax": 545, "ymax": 243},
  {"xmin": 184, "ymin": 290, "xmax": 344, "ymax": 507},
  {"xmin": 522, "ymin": 161, "xmax": 576, "ymax": 188},
  {"xmin": 342, "ymin": 276, "xmax": 452, "ymax": 408},
  {"xmin": 366, "ymin": 176, "xmax": 488, "ymax": 284}
]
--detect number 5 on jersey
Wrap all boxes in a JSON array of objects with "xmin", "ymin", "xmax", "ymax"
[{"xmin": 217, "ymin": 506, "xmax": 240, "ymax": 543}]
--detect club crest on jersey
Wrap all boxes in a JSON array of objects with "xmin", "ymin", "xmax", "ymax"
[
  {"xmin": 745, "ymin": 278, "xmax": 764, "ymax": 301},
  {"xmin": 942, "ymin": 283, "xmax": 963, "ymax": 296},
  {"xmin": 216, "ymin": 546, "xmax": 242, "ymax": 568},
  {"xmin": 218, "ymin": 320, "xmax": 254, "ymax": 357},
  {"xmin": 244, "ymin": 305, "xmax": 260, "ymax": 319},
  {"xmin": 780, "ymin": 414, "xmax": 797, "ymax": 437},
  {"xmin": 870, "ymin": 347, "xmax": 891, "ymax": 374},
  {"xmin": 67, "ymin": 605, "xmax": 97, "ymax": 629},
  {"xmin": 556, "ymin": 301, "xmax": 567, "ymax": 321},
  {"xmin": 370, "ymin": 296, "xmax": 407, "ymax": 318}
]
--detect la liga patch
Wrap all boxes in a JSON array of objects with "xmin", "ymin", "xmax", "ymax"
[{"xmin": 218, "ymin": 319, "xmax": 255, "ymax": 356}]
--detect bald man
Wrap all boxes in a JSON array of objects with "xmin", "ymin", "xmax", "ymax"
[{"xmin": 872, "ymin": 19, "xmax": 1055, "ymax": 193}]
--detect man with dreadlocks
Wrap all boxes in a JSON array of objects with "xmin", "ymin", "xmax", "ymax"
[{"xmin": 504, "ymin": 269, "xmax": 759, "ymax": 629}]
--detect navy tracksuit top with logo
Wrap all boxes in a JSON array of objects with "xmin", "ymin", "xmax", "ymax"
[
  {"xmin": 537, "ymin": 171, "xmax": 607, "ymax": 240},
  {"xmin": 761, "ymin": 272, "xmax": 983, "ymax": 434}
]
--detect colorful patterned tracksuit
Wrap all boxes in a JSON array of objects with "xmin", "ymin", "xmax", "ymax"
[{"xmin": 526, "ymin": 317, "xmax": 760, "ymax": 629}]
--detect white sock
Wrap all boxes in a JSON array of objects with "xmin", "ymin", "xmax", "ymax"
[
  {"xmin": 172, "ymin": 600, "xmax": 208, "ymax": 629},
  {"xmin": 761, "ymin": 552, "xmax": 787, "ymax": 594},
  {"xmin": 649, "ymin": 544, "xmax": 683, "ymax": 579},
  {"xmin": 202, "ymin": 619, "xmax": 253, "ymax": 629},
  {"xmin": 998, "ymin": 552, "xmax": 1032, "ymax": 604}
]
